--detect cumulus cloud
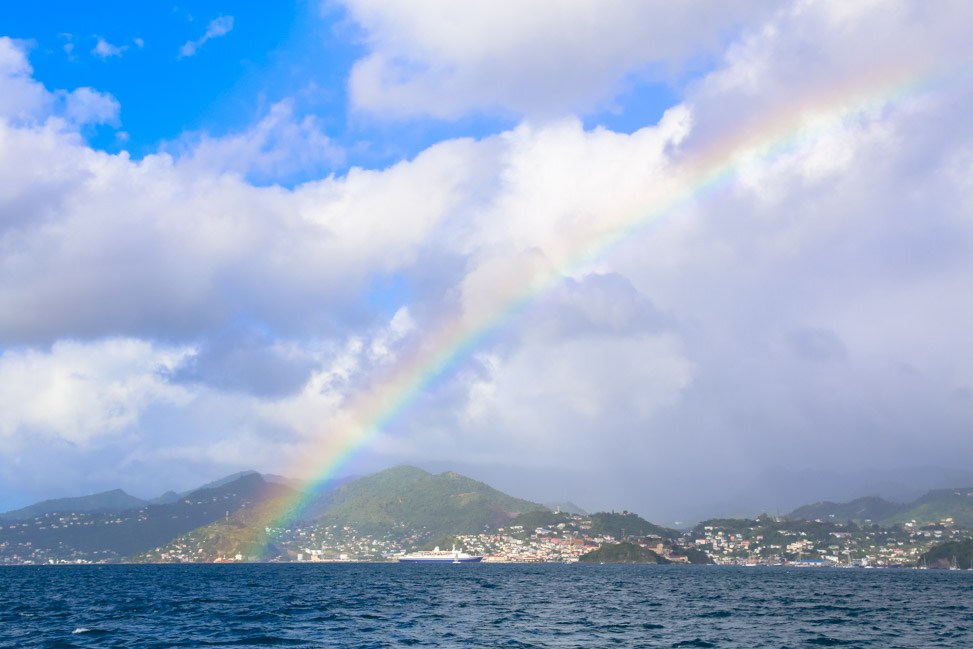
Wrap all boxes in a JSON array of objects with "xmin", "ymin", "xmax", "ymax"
[
  {"xmin": 2, "ymin": 2, "xmax": 973, "ymax": 516},
  {"xmin": 171, "ymin": 329, "xmax": 319, "ymax": 398},
  {"xmin": 0, "ymin": 110, "xmax": 485, "ymax": 345},
  {"xmin": 168, "ymin": 99, "xmax": 344, "ymax": 183},
  {"xmin": 0, "ymin": 339, "xmax": 192, "ymax": 445},
  {"xmin": 180, "ymin": 15, "xmax": 234, "ymax": 58},
  {"xmin": 341, "ymin": 0, "xmax": 777, "ymax": 119},
  {"xmin": 0, "ymin": 37, "xmax": 119, "ymax": 127},
  {"xmin": 0, "ymin": 37, "xmax": 56, "ymax": 122},
  {"xmin": 61, "ymin": 86, "xmax": 121, "ymax": 126},
  {"xmin": 91, "ymin": 37, "xmax": 127, "ymax": 59}
]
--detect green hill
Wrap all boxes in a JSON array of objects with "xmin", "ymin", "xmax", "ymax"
[
  {"xmin": 506, "ymin": 509, "xmax": 576, "ymax": 531},
  {"xmin": 588, "ymin": 511, "xmax": 679, "ymax": 540},
  {"xmin": 579, "ymin": 542, "xmax": 669, "ymax": 564},
  {"xmin": 132, "ymin": 485, "xmax": 294, "ymax": 562},
  {"xmin": 312, "ymin": 466, "xmax": 547, "ymax": 538},
  {"xmin": 918, "ymin": 538, "xmax": 973, "ymax": 569},
  {"xmin": 884, "ymin": 489, "xmax": 973, "ymax": 529}
]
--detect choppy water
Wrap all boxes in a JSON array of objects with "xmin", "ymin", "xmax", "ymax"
[{"xmin": 2, "ymin": 564, "xmax": 971, "ymax": 648}]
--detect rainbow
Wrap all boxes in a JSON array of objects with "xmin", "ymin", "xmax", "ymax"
[{"xmin": 255, "ymin": 60, "xmax": 951, "ymax": 552}]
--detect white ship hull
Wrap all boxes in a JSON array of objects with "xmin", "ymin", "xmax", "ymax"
[{"xmin": 398, "ymin": 546, "xmax": 483, "ymax": 563}]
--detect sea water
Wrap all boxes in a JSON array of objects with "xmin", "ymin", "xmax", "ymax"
[{"xmin": 1, "ymin": 563, "xmax": 970, "ymax": 648}]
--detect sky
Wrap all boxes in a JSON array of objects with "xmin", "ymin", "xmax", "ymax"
[{"xmin": 1, "ymin": 1, "xmax": 972, "ymax": 524}]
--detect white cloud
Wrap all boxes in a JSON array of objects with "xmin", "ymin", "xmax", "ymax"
[
  {"xmin": 0, "ymin": 107, "xmax": 486, "ymax": 344},
  {"xmin": 0, "ymin": 37, "xmax": 119, "ymax": 127},
  {"xmin": 2, "ymin": 2, "xmax": 973, "ymax": 514},
  {"xmin": 169, "ymin": 99, "xmax": 344, "ymax": 183},
  {"xmin": 61, "ymin": 86, "xmax": 120, "ymax": 126},
  {"xmin": 369, "ymin": 307, "xmax": 416, "ymax": 362},
  {"xmin": 0, "ymin": 339, "xmax": 192, "ymax": 445},
  {"xmin": 180, "ymin": 15, "xmax": 234, "ymax": 58},
  {"xmin": 91, "ymin": 37, "xmax": 127, "ymax": 59},
  {"xmin": 341, "ymin": 0, "xmax": 776, "ymax": 119},
  {"xmin": 0, "ymin": 37, "xmax": 54, "ymax": 122}
]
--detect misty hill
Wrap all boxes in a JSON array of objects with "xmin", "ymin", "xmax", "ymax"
[
  {"xmin": 0, "ymin": 489, "xmax": 147, "ymax": 521},
  {"xmin": 787, "ymin": 496, "xmax": 907, "ymax": 524},
  {"xmin": 149, "ymin": 491, "xmax": 182, "ymax": 505},
  {"xmin": 311, "ymin": 465, "xmax": 547, "ymax": 538},
  {"xmin": 545, "ymin": 501, "xmax": 587, "ymax": 515},
  {"xmin": 884, "ymin": 488, "xmax": 973, "ymax": 529},
  {"xmin": 788, "ymin": 488, "xmax": 973, "ymax": 528},
  {"xmin": 0, "ymin": 474, "xmax": 293, "ymax": 562}
]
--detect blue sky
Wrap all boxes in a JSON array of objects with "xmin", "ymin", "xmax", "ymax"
[
  {"xmin": 1, "ymin": 2, "xmax": 971, "ymax": 522},
  {"xmin": 5, "ymin": 2, "xmax": 327, "ymax": 156},
  {"xmin": 2, "ymin": 1, "xmax": 683, "ymax": 180}
]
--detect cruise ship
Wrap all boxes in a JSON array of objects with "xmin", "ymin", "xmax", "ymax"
[{"xmin": 397, "ymin": 546, "xmax": 484, "ymax": 563}]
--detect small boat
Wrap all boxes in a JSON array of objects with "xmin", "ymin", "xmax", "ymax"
[{"xmin": 398, "ymin": 545, "xmax": 483, "ymax": 563}]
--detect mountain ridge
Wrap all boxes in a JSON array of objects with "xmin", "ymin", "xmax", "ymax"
[
  {"xmin": 311, "ymin": 465, "xmax": 548, "ymax": 537},
  {"xmin": 0, "ymin": 473, "xmax": 294, "ymax": 562},
  {"xmin": 787, "ymin": 487, "xmax": 973, "ymax": 528},
  {"xmin": 0, "ymin": 488, "xmax": 148, "ymax": 521}
]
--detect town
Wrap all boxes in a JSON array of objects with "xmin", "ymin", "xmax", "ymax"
[{"xmin": 251, "ymin": 512, "xmax": 969, "ymax": 568}]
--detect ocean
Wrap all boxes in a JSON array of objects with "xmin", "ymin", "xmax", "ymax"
[{"xmin": 2, "ymin": 564, "xmax": 970, "ymax": 648}]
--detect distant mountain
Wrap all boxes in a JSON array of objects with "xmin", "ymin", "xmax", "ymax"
[
  {"xmin": 788, "ymin": 487, "xmax": 973, "ymax": 528},
  {"xmin": 141, "ymin": 471, "xmax": 298, "ymax": 506},
  {"xmin": 788, "ymin": 496, "xmax": 907, "ymax": 524},
  {"xmin": 148, "ymin": 491, "xmax": 181, "ymax": 505},
  {"xmin": 262, "ymin": 473, "xmax": 305, "ymax": 489},
  {"xmin": 192, "ymin": 470, "xmax": 262, "ymax": 492},
  {"xmin": 0, "ymin": 474, "xmax": 294, "ymax": 563},
  {"xmin": 884, "ymin": 488, "xmax": 973, "ymax": 529},
  {"xmin": 311, "ymin": 465, "xmax": 547, "ymax": 538},
  {"xmin": 0, "ymin": 489, "xmax": 147, "ymax": 521},
  {"xmin": 0, "ymin": 470, "xmax": 275, "ymax": 520},
  {"xmin": 699, "ymin": 465, "xmax": 973, "ymax": 523}
]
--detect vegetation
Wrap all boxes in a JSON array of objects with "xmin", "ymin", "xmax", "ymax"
[
  {"xmin": 311, "ymin": 466, "xmax": 547, "ymax": 539},
  {"xmin": 0, "ymin": 473, "xmax": 293, "ymax": 563},
  {"xmin": 507, "ymin": 510, "xmax": 574, "ymax": 531},
  {"xmin": 132, "ymin": 489, "xmax": 294, "ymax": 562},
  {"xmin": 579, "ymin": 542, "xmax": 669, "ymax": 564},
  {"xmin": 0, "ymin": 489, "xmax": 147, "ymax": 521},
  {"xmin": 7, "ymin": 467, "xmax": 973, "ymax": 567},
  {"xmin": 588, "ymin": 511, "xmax": 679, "ymax": 540},
  {"xmin": 883, "ymin": 489, "xmax": 973, "ymax": 529},
  {"xmin": 788, "ymin": 496, "xmax": 905, "ymax": 524},
  {"xmin": 919, "ymin": 539, "xmax": 973, "ymax": 569},
  {"xmin": 788, "ymin": 488, "xmax": 973, "ymax": 528},
  {"xmin": 678, "ymin": 547, "xmax": 714, "ymax": 565}
]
